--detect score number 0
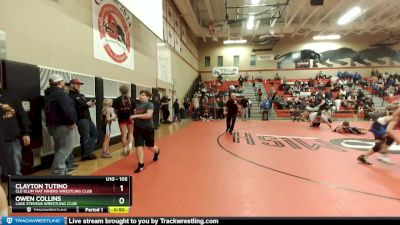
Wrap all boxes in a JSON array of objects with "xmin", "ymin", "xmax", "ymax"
[{"xmin": 119, "ymin": 185, "xmax": 125, "ymax": 204}]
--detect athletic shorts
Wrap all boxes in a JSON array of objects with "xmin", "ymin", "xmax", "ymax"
[
  {"xmin": 102, "ymin": 122, "xmax": 112, "ymax": 136},
  {"xmin": 118, "ymin": 119, "xmax": 132, "ymax": 125},
  {"xmin": 134, "ymin": 126, "xmax": 155, "ymax": 147},
  {"xmin": 370, "ymin": 121, "xmax": 387, "ymax": 140}
]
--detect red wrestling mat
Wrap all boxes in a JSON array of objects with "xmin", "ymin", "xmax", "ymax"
[{"xmin": 14, "ymin": 121, "xmax": 400, "ymax": 217}]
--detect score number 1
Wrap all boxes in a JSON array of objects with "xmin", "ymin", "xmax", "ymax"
[
  {"xmin": 118, "ymin": 185, "xmax": 127, "ymax": 204},
  {"xmin": 118, "ymin": 176, "xmax": 128, "ymax": 193},
  {"xmin": 116, "ymin": 176, "xmax": 129, "ymax": 205}
]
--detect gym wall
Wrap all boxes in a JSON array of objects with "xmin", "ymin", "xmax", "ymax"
[
  {"xmin": 0, "ymin": 0, "xmax": 198, "ymax": 101},
  {"xmin": 199, "ymin": 34, "xmax": 400, "ymax": 81}
]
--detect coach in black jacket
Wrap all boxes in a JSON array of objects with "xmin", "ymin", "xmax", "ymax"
[
  {"xmin": 0, "ymin": 103, "xmax": 5, "ymax": 180},
  {"xmin": 0, "ymin": 85, "xmax": 31, "ymax": 176},
  {"xmin": 68, "ymin": 78, "xmax": 98, "ymax": 161},
  {"xmin": 44, "ymin": 74, "xmax": 77, "ymax": 176}
]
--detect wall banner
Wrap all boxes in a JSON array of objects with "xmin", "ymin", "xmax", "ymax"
[
  {"xmin": 212, "ymin": 67, "xmax": 239, "ymax": 77},
  {"xmin": 157, "ymin": 41, "xmax": 172, "ymax": 83}
]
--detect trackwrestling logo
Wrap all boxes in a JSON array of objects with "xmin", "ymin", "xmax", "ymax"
[{"xmin": 2, "ymin": 217, "xmax": 64, "ymax": 225}]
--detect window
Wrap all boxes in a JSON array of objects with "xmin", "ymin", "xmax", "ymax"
[
  {"xmin": 205, "ymin": 56, "xmax": 211, "ymax": 67},
  {"xmin": 250, "ymin": 55, "xmax": 256, "ymax": 66},
  {"xmin": 234, "ymin": 55, "xmax": 240, "ymax": 67},
  {"xmin": 217, "ymin": 56, "xmax": 223, "ymax": 67}
]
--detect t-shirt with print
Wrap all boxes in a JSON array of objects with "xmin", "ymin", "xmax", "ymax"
[{"xmin": 134, "ymin": 101, "xmax": 154, "ymax": 129}]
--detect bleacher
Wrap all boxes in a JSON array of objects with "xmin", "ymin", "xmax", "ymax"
[
  {"xmin": 204, "ymin": 80, "xmax": 240, "ymax": 93},
  {"xmin": 388, "ymin": 95, "xmax": 400, "ymax": 103},
  {"xmin": 198, "ymin": 72, "xmax": 399, "ymax": 121},
  {"xmin": 262, "ymin": 78, "xmax": 332, "ymax": 98},
  {"xmin": 265, "ymin": 77, "xmax": 387, "ymax": 120}
]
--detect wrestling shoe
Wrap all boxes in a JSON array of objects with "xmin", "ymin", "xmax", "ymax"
[
  {"xmin": 153, "ymin": 148, "xmax": 160, "ymax": 161},
  {"xmin": 357, "ymin": 155, "xmax": 372, "ymax": 165},
  {"xmin": 134, "ymin": 163, "xmax": 145, "ymax": 173}
]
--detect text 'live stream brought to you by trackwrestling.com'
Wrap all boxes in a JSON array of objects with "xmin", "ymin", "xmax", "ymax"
[{"xmin": 2, "ymin": 217, "xmax": 222, "ymax": 225}]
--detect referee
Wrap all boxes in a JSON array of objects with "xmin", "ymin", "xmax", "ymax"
[
  {"xmin": 225, "ymin": 93, "xmax": 240, "ymax": 135},
  {"xmin": 129, "ymin": 90, "xmax": 160, "ymax": 173}
]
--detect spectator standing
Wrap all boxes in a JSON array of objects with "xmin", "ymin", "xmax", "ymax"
[
  {"xmin": 192, "ymin": 94, "xmax": 200, "ymax": 120},
  {"xmin": 44, "ymin": 74, "xmax": 77, "ymax": 175},
  {"xmin": 69, "ymin": 78, "xmax": 98, "ymax": 161},
  {"xmin": 257, "ymin": 88, "xmax": 262, "ymax": 105},
  {"xmin": 0, "ymin": 103, "xmax": 4, "ymax": 179},
  {"xmin": 160, "ymin": 96, "xmax": 171, "ymax": 123},
  {"xmin": 248, "ymin": 99, "xmax": 252, "ymax": 118},
  {"xmin": 261, "ymin": 97, "xmax": 271, "ymax": 121},
  {"xmin": 173, "ymin": 99, "xmax": 181, "ymax": 123},
  {"xmin": 113, "ymin": 85, "xmax": 135, "ymax": 156},
  {"xmin": 101, "ymin": 99, "xmax": 117, "ymax": 158},
  {"xmin": 238, "ymin": 75, "xmax": 244, "ymax": 87},
  {"xmin": 217, "ymin": 97, "xmax": 224, "ymax": 119},
  {"xmin": 183, "ymin": 98, "xmax": 190, "ymax": 119},
  {"xmin": 241, "ymin": 97, "xmax": 249, "ymax": 120}
]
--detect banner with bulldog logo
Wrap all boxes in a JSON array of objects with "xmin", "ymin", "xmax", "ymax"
[{"xmin": 92, "ymin": 0, "xmax": 134, "ymax": 70}]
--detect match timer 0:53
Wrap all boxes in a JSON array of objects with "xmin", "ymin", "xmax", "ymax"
[{"xmin": 109, "ymin": 206, "xmax": 130, "ymax": 214}]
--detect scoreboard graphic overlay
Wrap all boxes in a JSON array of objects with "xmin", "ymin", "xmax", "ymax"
[{"xmin": 8, "ymin": 176, "xmax": 132, "ymax": 213}]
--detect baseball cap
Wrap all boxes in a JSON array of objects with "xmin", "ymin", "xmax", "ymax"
[
  {"xmin": 49, "ymin": 74, "xmax": 64, "ymax": 83},
  {"xmin": 68, "ymin": 78, "xmax": 84, "ymax": 85}
]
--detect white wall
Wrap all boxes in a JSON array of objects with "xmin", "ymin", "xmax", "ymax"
[{"xmin": 198, "ymin": 34, "xmax": 400, "ymax": 81}]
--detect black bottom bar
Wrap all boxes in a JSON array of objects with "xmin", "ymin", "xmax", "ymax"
[{"xmin": 65, "ymin": 217, "xmax": 400, "ymax": 225}]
